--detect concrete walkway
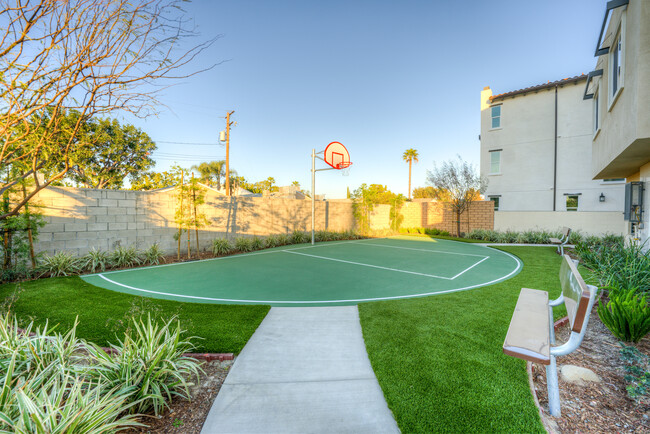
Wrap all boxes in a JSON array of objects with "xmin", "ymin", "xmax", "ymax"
[{"xmin": 201, "ymin": 306, "xmax": 400, "ymax": 434}]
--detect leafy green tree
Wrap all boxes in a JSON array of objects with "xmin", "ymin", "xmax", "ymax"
[
  {"xmin": 351, "ymin": 184, "xmax": 403, "ymax": 234},
  {"xmin": 192, "ymin": 161, "xmax": 226, "ymax": 189},
  {"xmin": 65, "ymin": 116, "xmax": 156, "ymax": 189},
  {"xmin": 130, "ymin": 166, "xmax": 188, "ymax": 191},
  {"xmin": 403, "ymin": 148, "xmax": 419, "ymax": 199},
  {"xmin": 426, "ymin": 156, "xmax": 486, "ymax": 236}
]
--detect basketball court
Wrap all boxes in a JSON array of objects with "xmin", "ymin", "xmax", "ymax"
[{"xmin": 81, "ymin": 236, "xmax": 522, "ymax": 306}]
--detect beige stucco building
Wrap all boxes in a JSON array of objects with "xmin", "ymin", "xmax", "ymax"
[
  {"xmin": 584, "ymin": 0, "xmax": 650, "ymax": 242},
  {"xmin": 479, "ymin": 76, "xmax": 625, "ymax": 235}
]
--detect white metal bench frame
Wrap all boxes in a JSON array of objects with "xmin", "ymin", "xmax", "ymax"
[
  {"xmin": 549, "ymin": 227, "xmax": 571, "ymax": 256},
  {"xmin": 503, "ymin": 255, "xmax": 597, "ymax": 417}
]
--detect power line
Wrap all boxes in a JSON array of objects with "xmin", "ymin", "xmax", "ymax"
[{"xmin": 154, "ymin": 140, "xmax": 224, "ymax": 146}]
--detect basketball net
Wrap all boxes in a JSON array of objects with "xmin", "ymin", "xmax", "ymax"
[{"xmin": 337, "ymin": 162, "xmax": 352, "ymax": 176}]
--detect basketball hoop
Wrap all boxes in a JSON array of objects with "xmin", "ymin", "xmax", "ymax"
[
  {"xmin": 311, "ymin": 141, "xmax": 352, "ymax": 244},
  {"xmin": 337, "ymin": 161, "xmax": 352, "ymax": 176}
]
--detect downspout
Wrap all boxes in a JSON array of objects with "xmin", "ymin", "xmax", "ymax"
[{"xmin": 553, "ymin": 85, "xmax": 558, "ymax": 211}]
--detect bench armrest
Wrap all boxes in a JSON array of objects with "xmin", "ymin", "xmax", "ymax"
[{"xmin": 550, "ymin": 284, "xmax": 598, "ymax": 357}]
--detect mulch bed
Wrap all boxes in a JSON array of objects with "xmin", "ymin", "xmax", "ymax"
[
  {"xmin": 531, "ymin": 306, "xmax": 650, "ymax": 433},
  {"xmin": 127, "ymin": 359, "xmax": 233, "ymax": 433}
]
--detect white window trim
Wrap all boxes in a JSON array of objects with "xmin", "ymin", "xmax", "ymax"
[
  {"xmin": 593, "ymin": 84, "xmax": 601, "ymax": 139},
  {"xmin": 608, "ymin": 9, "xmax": 626, "ymax": 111},
  {"xmin": 489, "ymin": 149, "xmax": 501, "ymax": 175},
  {"xmin": 489, "ymin": 104, "xmax": 502, "ymax": 131}
]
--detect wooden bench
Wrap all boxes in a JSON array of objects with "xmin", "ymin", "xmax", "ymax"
[
  {"xmin": 503, "ymin": 255, "xmax": 597, "ymax": 417},
  {"xmin": 549, "ymin": 227, "xmax": 571, "ymax": 255}
]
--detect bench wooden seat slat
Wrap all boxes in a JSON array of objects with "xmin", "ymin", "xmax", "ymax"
[
  {"xmin": 549, "ymin": 237, "xmax": 562, "ymax": 244},
  {"xmin": 503, "ymin": 288, "xmax": 550, "ymax": 365}
]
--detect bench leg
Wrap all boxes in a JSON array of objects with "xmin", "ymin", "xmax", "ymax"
[
  {"xmin": 560, "ymin": 245, "xmax": 564, "ymax": 256},
  {"xmin": 546, "ymin": 355, "xmax": 561, "ymax": 417}
]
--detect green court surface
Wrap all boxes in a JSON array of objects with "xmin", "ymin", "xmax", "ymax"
[{"xmin": 81, "ymin": 236, "xmax": 522, "ymax": 306}]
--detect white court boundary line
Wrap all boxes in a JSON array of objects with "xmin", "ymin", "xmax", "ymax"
[
  {"xmin": 89, "ymin": 245, "xmax": 524, "ymax": 305},
  {"xmin": 94, "ymin": 248, "xmax": 522, "ymax": 304},
  {"xmin": 282, "ymin": 250, "xmax": 454, "ymax": 280}
]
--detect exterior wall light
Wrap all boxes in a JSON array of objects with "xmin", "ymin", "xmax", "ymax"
[{"xmin": 599, "ymin": 193, "xmax": 606, "ymax": 202}]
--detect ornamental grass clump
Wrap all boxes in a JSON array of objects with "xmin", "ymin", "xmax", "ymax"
[
  {"xmin": 212, "ymin": 238, "xmax": 233, "ymax": 255},
  {"xmin": 234, "ymin": 237, "xmax": 253, "ymax": 253},
  {"xmin": 39, "ymin": 251, "xmax": 81, "ymax": 277},
  {"xmin": 264, "ymin": 234, "xmax": 280, "ymax": 248},
  {"xmin": 576, "ymin": 239, "xmax": 650, "ymax": 290},
  {"xmin": 84, "ymin": 315, "xmax": 202, "ymax": 416},
  {"xmin": 111, "ymin": 246, "xmax": 142, "ymax": 268},
  {"xmin": 290, "ymin": 230, "xmax": 309, "ymax": 244},
  {"xmin": 81, "ymin": 247, "xmax": 112, "ymax": 273},
  {"xmin": 0, "ymin": 314, "xmax": 143, "ymax": 432},
  {"xmin": 251, "ymin": 236, "xmax": 264, "ymax": 251},
  {"xmin": 597, "ymin": 287, "xmax": 650, "ymax": 343},
  {"xmin": 276, "ymin": 233, "xmax": 290, "ymax": 246},
  {"xmin": 143, "ymin": 243, "xmax": 166, "ymax": 265}
]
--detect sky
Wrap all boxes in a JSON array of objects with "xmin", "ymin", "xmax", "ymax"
[{"xmin": 119, "ymin": 0, "xmax": 605, "ymax": 199}]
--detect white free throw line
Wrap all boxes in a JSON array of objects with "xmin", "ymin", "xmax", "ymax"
[
  {"xmin": 283, "ymin": 250, "xmax": 454, "ymax": 280},
  {"xmin": 449, "ymin": 256, "xmax": 490, "ymax": 279},
  {"xmin": 348, "ymin": 241, "xmax": 488, "ymax": 258}
]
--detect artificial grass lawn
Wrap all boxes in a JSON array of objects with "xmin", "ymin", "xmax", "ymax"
[
  {"xmin": 0, "ymin": 276, "xmax": 270, "ymax": 353},
  {"xmin": 359, "ymin": 246, "xmax": 567, "ymax": 433}
]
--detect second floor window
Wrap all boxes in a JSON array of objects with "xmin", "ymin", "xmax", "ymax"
[
  {"xmin": 490, "ymin": 150, "xmax": 501, "ymax": 174},
  {"xmin": 491, "ymin": 105, "xmax": 501, "ymax": 129}
]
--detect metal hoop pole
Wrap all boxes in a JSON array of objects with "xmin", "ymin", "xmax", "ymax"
[{"xmin": 311, "ymin": 149, "xmax": 316, "ymax": 245}]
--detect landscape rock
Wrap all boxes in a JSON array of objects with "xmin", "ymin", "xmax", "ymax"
[{"xmin": 560, "ymin": 365, "xmax": 602, "ymax": 386}]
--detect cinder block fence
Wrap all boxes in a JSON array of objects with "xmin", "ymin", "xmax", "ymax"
[{"xmin": 30, "ymin": 187, "xmax": 495, "ymax": 256}]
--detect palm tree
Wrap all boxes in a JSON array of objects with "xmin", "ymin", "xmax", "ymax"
[
  {"xmin": 192, "ymin": 160, "xmax": 226, "ymax": 189},
  {"xmin": 403, "ymin": 148, "xmax": 419, "ymax": 199}
]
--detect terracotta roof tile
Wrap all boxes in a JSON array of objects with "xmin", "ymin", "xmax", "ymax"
[{"xmin": 490, "ymin": 74, "xmax": 588, "ymax": 101}]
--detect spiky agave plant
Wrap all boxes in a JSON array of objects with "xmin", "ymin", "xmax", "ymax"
[
  {"xmin": 81, "ymin": 247, "xmax": 112, "ymax": 273},
  {"xmin": 38, "ymin": 251, "xmax": 81, "ymax": 277}
]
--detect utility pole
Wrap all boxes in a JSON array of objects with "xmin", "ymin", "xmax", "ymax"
[{"xmin": 225, "ymin": 110, "xmax": 235, "ymax": 196}]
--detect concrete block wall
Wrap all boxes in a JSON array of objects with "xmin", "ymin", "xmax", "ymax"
[
  {"xmin": 32, "ymin": 187, "xmax": 356, "ymax": 257},
  {"xmin": 28, "ymin": 187, "xmax": 495, "ymax": 257}
]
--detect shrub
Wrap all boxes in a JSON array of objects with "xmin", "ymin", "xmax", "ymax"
[
  {"xmin": 276, "ymin": 233, "xmax": 290, "ymax": 246},
  {"xmin": 234, "ymin": 237, "xmax": 253, "ymax": 252},
  {"xmin": 39, "ymin": 251, "xmax": 81, "ymax": 277},
  {"xmin": 143, "ymin": 243, "xmax": 166, "ymax": 265},
  {"xmin": 315, "ymin": 230, "xmax": 331, "ymax": 242},
  {"xmin": 0, "ymin": 314, "xmax": 143, "ymax": 432},
  {"xmin": 251, "ymin": 236, "xmax": 264, "ymax": 251},
  {"xmin": 85, "ymin": 315, "xmax": 202, "ymax": 415},
  {"xmin": 291, "ymin": 230, "xmax": 309, "ymax": 244},
  {"xmin": 111, "ymin": 246, "xmax": 141, "ymax": 268},
  {"xmin": 598, "ymin": 287, "xmax": 650, "ymax": 343},
  {"xmin": 619, "ymin": 343, "xmax": 650, "ymax": 402},
  {"xmin": 81, "ymin": 247, "xmax": 112, "ymax": 273},
  {"xmin": 264, "ymin": 234, "xmax": 280, "ymax": 248},
  {"xmin": 576, "ymin": 239, "xmax": 650, "ymax": 290},
  {"xmin": 212, "ymin": 238, "xmax": 233, "ymax": 255}
]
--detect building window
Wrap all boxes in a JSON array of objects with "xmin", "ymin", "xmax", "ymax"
[
  {"xmin": 593, "ymin": 87, "xmax": 600, "ymax": 134},
  {"xmin": 603, "ymin": 178, "xmax": 625, "ymax": 183},
  {"xmin": 489, "ymin": 196, "xmax": 500, "ymax": 211},
  {"xmin": 609, "ymin": 13, "xmax": 625, "ymax": 106},
  {"xmin": 489, "ymin": 150, "xmax": 501, "ymax": 174},
  {"xmin": 491, "ymin": 105, "xmax": 501, "ymax": 129},
  {"xmin": 566, "ymin": 195, "xmax": 579, "ymax": 212}
]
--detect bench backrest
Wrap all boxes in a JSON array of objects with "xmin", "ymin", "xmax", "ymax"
[
  {"xmin": 560, "ymin": 255, "xmax": 590, "ymax": 333},
  {"xmin": 561, "ymin": 227, "xmax": 571, "ymax": 239}
]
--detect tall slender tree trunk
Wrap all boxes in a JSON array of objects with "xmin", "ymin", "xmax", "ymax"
[
  {"xmin": 456, "ymin": 209, "xmax": 461, "ymax": 237},
  {"xmin": 408, "ymin": 159, "xmax": 412, "ymax": 199},
  {"xmin": 177, "ymin": 173, "xmax": 183, "ymax": 260},
  {"xmin": 21, "ymin": 184, "xmax": 36, "ymax": 268},
  {"xmin": 192, "ymin": 174, "xmax": 200, "ymax": 255}
]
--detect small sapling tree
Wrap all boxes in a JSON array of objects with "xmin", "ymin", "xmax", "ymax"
[{"xmin": 426, "ymin": 156, "xmax": 487, "ymax": 237}]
